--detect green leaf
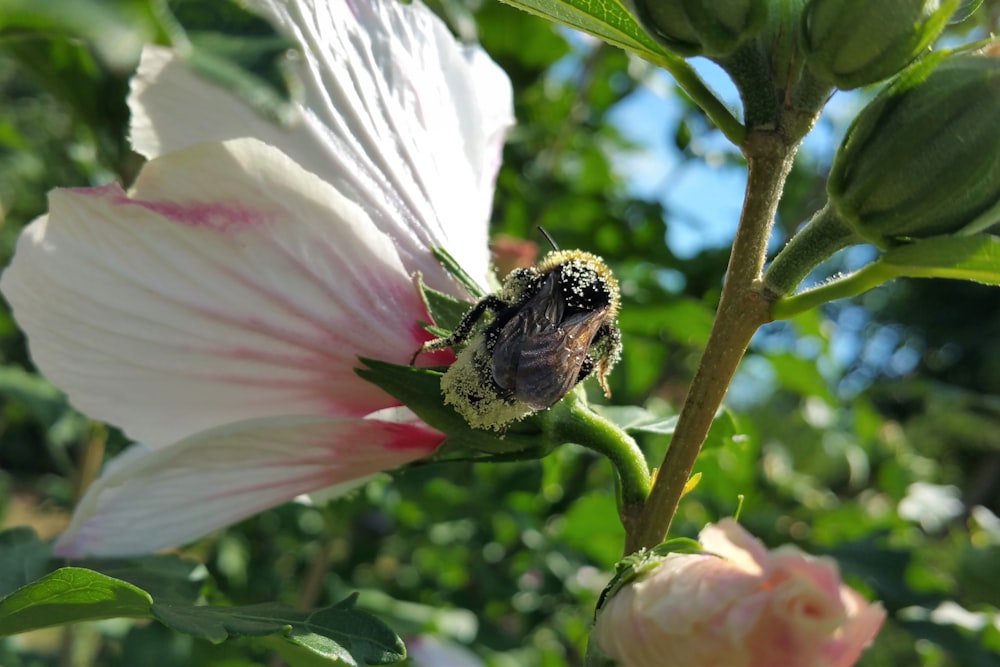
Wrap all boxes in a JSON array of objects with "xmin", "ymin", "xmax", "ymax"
[
  {"xmin": 497, "ymin": 0, "xmax": 669, "ymax": 66},
  {"xmin": 0, "ymin": 567, "xmax": 153, "ymax": 636},
  {"xmin": 77, "ymin": 554, "xmax": 206, "ymax": 606},
  {"xmin": 0, "ymin": 527, "xmax": 53, "ymax": 598},
  {"xmin": 151, "ymin": 595, "xmax": 405, "ymax": 666},
  {"xmin": 592, "ymin": 405, "xmax": 678, "ymax": 435},
  {"xmin": 881, "ymin": 234, "xmax": 1000, "ymax": 285}
]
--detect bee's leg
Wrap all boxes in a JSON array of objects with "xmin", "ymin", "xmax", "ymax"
[
  {"xmin": 410, "ymin": 295, "xmax": 507, "ymax": 364},
  {"xmin": 589, "ymin": 324, "xmax": 622, "ymax": 398}
]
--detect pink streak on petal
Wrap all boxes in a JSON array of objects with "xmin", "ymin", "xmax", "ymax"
[
  {"xmin": 71, "ymin": 182, "xmax": 273, "ymax": 233},
  {"xmin": 376, "ymin": 419, "xmax": 445, "ymax": 453},
  {"xmin": 54, "ymin": 414, "xmax": 443, "ymax": 557}
]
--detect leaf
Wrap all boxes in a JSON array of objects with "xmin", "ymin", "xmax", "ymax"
[
  {"xmin": 497, "ymin": 0, "xmax": 670, "ymax": 66},
  {"xmin": 592, "ymin": 405, "xmax": 678, "ymax": 435},
  {"xmin": 0, "ymin": 567, "xmax": 153, "ymax": 636},
  {"xmin": 77, "ymin": 554, "xmax": 206, "ymax": 606},
  {"xmin": 151, "ymin": 594, "xmax": 405, "ymax": 666},
  {"xmin": 0, "ymin": 527, "xmax": 53, "ymax": 598},
  {"xmin": 881, "ymin": 234, "xmax": 1000, "ymax": 285}
]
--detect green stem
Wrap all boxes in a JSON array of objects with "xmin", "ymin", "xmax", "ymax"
[
  {"xmin": 769, "ymin": 256, "xmax": 967, "ymax": 317},
  {"xmin": 627, "ymin": 134, "xmax": 792, "ymax": 553},
  {"xmin": 762, "ymin": 203, "xmax": 860, "ymax": 298},
  {"xmin": 653, "ymin": 53, "xmax": 747, "ymax": 145},
  {"xmin": 552, "ymin": 392, "xmax": 651, "ymax": 536}
]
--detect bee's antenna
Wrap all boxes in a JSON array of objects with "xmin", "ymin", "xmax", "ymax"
[{"xmin": 537, "ymin": 226, "xmax": 559, "ymax": 250}]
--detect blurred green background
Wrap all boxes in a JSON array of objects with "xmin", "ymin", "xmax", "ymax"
[{"xmin": 1, "ymin": 0, "xmax": 999, "ymax": 665}]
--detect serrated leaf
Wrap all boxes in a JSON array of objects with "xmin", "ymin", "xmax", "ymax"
[
  {"xmin": 151, "ymin": 595, "xmax": 404, "ymax": 666},
  {"xmin": 498, "ymin": 0, "xmax": 670, "ymax": 65},
  {"xmin": 289, "ymin": 600, "xmax": 405, "ymax": 665},
  {"xmin": 881, "ymin": 234, "xmax": 1000, "ymax": 285},
  {"xmin": 0, "ymin": 567, "xmax": 153, "ymax": 636},
  {"xmin": 0, "ymin": 527, "xmax": 53, "ymax": 597}
]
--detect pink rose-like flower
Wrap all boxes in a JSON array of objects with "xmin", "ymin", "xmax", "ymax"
[
  {"xmin": 0, "ymin": 0, "xmax": 513, "ymax": 557},
  {"xmin": 593, "ymin": 519, "xmax": 886, "ymax": 667}
]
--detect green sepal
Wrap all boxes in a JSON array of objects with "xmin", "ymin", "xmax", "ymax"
[
  {"xmin": 880, "ymin": 234, "xmax": 1000, "ymax": 284},
  {"xmin": 828, "ymin": 52, "xmax": 1000, "ymax": 247},
  {"xmin": 356, "ymin": 358, "xmax": 553, "ymax": 459},
  {"xmin": 594, "ymin": 537, "xmax": 704, "ymax": 618},
  {"xmin": 415, "ymin": 273, "xmax": 474, "ymax": 337},
  {"xmin": 431, "ymin": 247, "xmax": 486, "ymax": 299},
  {"xmin": 803, "ymin": 0, "xmax": 959, "ymax": 90}
]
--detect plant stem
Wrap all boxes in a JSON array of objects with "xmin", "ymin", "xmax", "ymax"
[
  {"xmin": 653, "ymin": 53, "xmax": 747, "ymax": 145},
  {"xmin": 770, "ymin": 261, "xmax": 893, "ymax": 318},
  {"xmin": 553, "ymin": 392, "xmax": 651, "ymax": 537},
  {"xmin": 762, "ymin": 202, "xmax": 859, "ymax": 298},
  {"xmin": 626, "ymin": 133, "xmax": 794, "ymax": 554}
]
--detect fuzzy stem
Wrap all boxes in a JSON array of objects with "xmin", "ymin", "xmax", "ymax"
[
  {"xmin": 626, "ymin": 133, "xmax": 794, "ymax": 554},
  {"xmin": 762, "ymin": 202, "xmax": 860, "ymax": 298},
  {"xmin": 654, "ymin": 53, "xmax": 747, "ymax": 145}
]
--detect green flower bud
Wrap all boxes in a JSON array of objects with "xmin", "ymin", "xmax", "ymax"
[
  {"xmin": 803, "ymin": 0, "xmax": 958, "ymax": 90},
  {"xmin": 626, "ymin": 0, "xmax": 768, "ymax": 57},
  {"xmin": 827, "ymin": 52, "xmax": 1000, "ymax": 248}
]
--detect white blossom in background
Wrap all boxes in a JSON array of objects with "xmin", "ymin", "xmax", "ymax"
[{"xmin": 0, "ymin": 0, "xmax": 513, "ymax": 557}]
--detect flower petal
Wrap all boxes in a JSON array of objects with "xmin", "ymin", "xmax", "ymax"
[
  {"xmin": 53, "ymin": 412, "xmax": 443, "ymax": 557},
  {"xmin": 1, "ymin": 138, "xmax": 434, "ymax": 446},
  {"xmin": 129, "ymin": 0, "xmax": 513, "ymax": 291}
]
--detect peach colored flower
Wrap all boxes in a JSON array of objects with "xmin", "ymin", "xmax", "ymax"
[
  {"xmin": 0, "ymin": 0, "xmax": 512, "ymax": 557},
  {"xmin": 593, "ymin": 519, "xmax": 885, "ymax": 667}
]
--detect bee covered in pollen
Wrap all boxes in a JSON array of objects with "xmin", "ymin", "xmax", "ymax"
[{"xmin": 416, "ymin": 249, "xmax": 622, "ymax": 431}]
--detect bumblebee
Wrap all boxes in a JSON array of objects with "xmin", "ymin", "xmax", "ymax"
[{"xmin": 418, "ymin": 249, "xmax": 622, "ymax": 431}]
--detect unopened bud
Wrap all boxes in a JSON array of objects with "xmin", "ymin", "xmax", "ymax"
[
  {"xmin": 625, "ymin": 0, "xmax": 768, "ymax": 57},
  {"xmin": 828, "ymin": 52, "xmax": 1000, "ymax": 247},
  {"xmin": 803, "ymin": 0, "xmax": 958, "ymax": 90}
]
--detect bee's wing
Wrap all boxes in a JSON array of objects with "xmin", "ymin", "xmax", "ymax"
[{"xmin": 492, "ymin": 276, "xmax": 608, "ymax": 410}]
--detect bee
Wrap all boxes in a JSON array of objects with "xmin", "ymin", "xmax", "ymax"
[{"xmin": 416, "ymin": 248, "xmax": 622, "ymax": 431}]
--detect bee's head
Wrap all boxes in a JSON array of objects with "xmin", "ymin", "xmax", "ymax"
[{"xmin": 536, "ymin": 250, "xmax": 620, "ymax": 316}]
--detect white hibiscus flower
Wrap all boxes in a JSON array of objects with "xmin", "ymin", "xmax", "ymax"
[{"xmin": 0, "ymin": 0, "xmax": 513, "ymax": 557}]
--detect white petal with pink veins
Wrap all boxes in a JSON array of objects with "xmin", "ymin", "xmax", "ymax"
[
  {"xmin": 129, "ymin": 0, "xmax": 513, "ymax": 292},
  {"xmin": 1, "ymin": 138, "xmax": 432, "ymax": 447},
  {"xmin": 53, "ymin": 412, "xmax": 443, "ymax": 557}
]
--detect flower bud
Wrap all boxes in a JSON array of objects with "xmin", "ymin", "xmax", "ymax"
[
  {"xmin": 827, "ymin": 52, "xmax": 1000, "ymax": 247},
  {"xmin": 593, "ymin": 519, "xmax": 885, "ymax": 667},
  {"xmin": 625, "ymin": 0, "xmax": 768, "ymax": 57},
  {"xmin": 803, "ymin": 0, "xmax": 958, "ymax": 89}
]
